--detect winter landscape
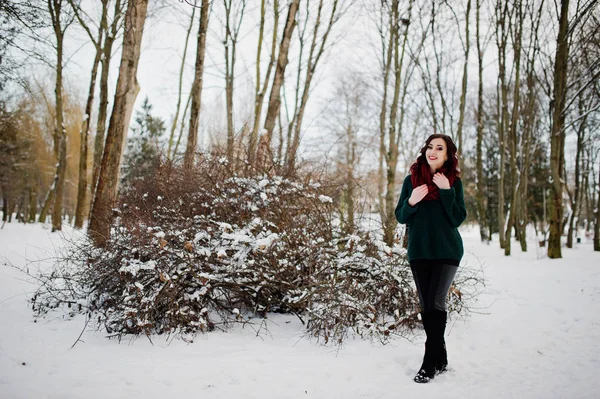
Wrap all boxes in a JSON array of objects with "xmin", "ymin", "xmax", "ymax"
[
  {"xmin": 1, "ymin": 221, "xmax": 599, "ymax": 399},
  {"xmin": 2, "ymin": 0, "xmax": 600, "ymax": 398}
]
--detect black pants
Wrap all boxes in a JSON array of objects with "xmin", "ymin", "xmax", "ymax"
[{"xmin": 411, "ymin": 262, "xmax": 458, "ymax": 312}]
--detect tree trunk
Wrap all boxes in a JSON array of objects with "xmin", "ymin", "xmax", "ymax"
[
  {"xmin": 567, "ymin": 96, "xmax": 587, "ymax": 248},
  {"xmin": 248, "ymin": 0, "xmax": 279, "ymax": 166},
  {"xmin": 38, "ymin": 185, "xmax": 54, "ymax": 223},
  {"xmin": 88, "ymin": 0, "xmax": 149, "ymax": 247},
  {"xmin": 286, "ymin": 0, "xmax": 339, "ymax": 174},
  {"xmin": 456, "ymin": 0, "xmax": 471, "ymax": 170},
  {"xmin": 548, "ymin": 0, "xmax": 570, "ymax": 259},
  {"xmin": 184, "ymin": 0, "xmax": 210, "ymax": 170},
  {"xmin": 383, "ymin": 0, "xmax": 402, "ymax": 246},
  {"xmin": 168, "ymin": 4, "xmax": 195, "ymax": 160},
  {"xmin": 262, "ymin": 0, "xmax": 299, "ymax": 150},
  {"xmin": 222, "ymin": 0, "xmax": 246, "ymax": 162},
  {"xmin": 377, "ymin": 2, "xmax": 395, "ymax": 243},
  {"xmin": 91, "ymin": 0, "xmax": 122, "ymax": 204},
  {"xmin": 495, "ymin": 0, "xmax": 510, "ymax": 249},
  {"xmin": 594, "ymin": 162, "xmax": 600, "ymax": 251},
  {"xmin": 1, "ymin": 194, "xmax": 8, "ymax": 223},
  {"xmin": 48, "ymin": 0, "xmax": 68, "ymax": 232},
  {"xmin": 174, "ymin": 92, "xmax": 192, "ymax": 158},
  {"xmin": 504, "ymin": 1, "xmax": 523, "ymax": 256},
  {"xmin": 475, "ymin": 0, "xmax": 486, "ymax": 242},
  {"xmin": 74, "ymin": 19, "xmax": 105, "ymax": 228},
  {"xmin": 346, "ymin": 139, "xmax": 356, "ymax": 233},
  {"xmin": 28, "ymin": 186, "xmax": 37, "ymax": 223}
]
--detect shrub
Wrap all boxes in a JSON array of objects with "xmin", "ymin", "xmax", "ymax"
[{"xmin": 32, "ymin": 155, "xmax": 473, "ymax": 343}]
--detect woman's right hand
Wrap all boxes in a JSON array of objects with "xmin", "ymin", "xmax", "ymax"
[{"xmin": 408, "ymin": 184, "xmax": 428, "ymax": 207}]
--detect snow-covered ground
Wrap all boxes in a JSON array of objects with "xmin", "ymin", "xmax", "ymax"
[{"xmin": 1, "ymin": 222, "xmax": 599, "ymax": 399}]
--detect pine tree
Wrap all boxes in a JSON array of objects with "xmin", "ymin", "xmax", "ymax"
[{"xmin": 121, "ymin": 97, "xmax": 165, "ymax": 187}]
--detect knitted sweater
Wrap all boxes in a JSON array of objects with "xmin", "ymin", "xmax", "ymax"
[{"xmin": 395, "ymin": 175, "xmax": 467, "ymax": 265}]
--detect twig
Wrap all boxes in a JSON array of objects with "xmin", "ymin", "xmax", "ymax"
[{"xmin": 70, "ymin": 314, "xmax": 91, "ymax": 349}]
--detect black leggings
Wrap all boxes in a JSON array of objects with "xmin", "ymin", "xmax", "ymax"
[{"xmin": 411, "ymin": 262, "xmax": 458, "ymax": 312}]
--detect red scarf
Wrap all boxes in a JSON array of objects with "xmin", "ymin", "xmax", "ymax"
[{"xmin": 410, "ymin": 162, "xmax": 456, "ymax": 201}]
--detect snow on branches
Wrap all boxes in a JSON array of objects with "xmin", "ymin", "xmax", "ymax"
[{"xmin": 31, "ymin": 156, "xmax": 469, "ymax": 343}]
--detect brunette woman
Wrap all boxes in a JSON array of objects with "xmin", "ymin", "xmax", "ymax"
[{"xmin": 395, "ymin": 134, "xmax": 467, "ymax": 383}]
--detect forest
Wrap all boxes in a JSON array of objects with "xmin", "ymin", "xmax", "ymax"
[{"xmin": 0, "ymin": 0, "xmax": 599, "ymax": 337}]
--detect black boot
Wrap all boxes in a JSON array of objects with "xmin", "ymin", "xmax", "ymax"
[
  {"xmin": 414, "ymin": 312, "xmax": 437, "ymax": 383},
  {"xmin": 431, "ymin": 310, "xmax": 448, "ymax": 374}
]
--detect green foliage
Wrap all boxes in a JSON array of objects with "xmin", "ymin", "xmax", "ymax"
[{"xmin": 121, "ymin": 97, "xmax": 166, "ymax": 187}]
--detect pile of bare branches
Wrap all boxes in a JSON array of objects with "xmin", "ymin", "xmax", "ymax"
[{"xmin": 31, "ymin": 156, "xmax": 474, "ymax": 343}]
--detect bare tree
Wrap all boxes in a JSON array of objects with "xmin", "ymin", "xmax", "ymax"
[
  {"xmin": 168, "ymin": 4, "xmax": 196, "ymax": 160},
  {"xmin": 68, "ymin": 0, "xmax": 109, "ymax": 229},
  {"xmin": 183, "ymin": 0, "xmax": 210, "ymax": 170},
  {"xmin": 547, "ymin": 0, "xmax": 571, "ymax": 258},
  {"xmin": 376, "ymin": 0, "xmax": 415, "ymax": 245},
  {"xmin": 221, "ymin": 0, "xmax": 248, "ymax": 161},
  {"xmin": 326, "ymin": 72, "xmax": 369, "ymax": 233},
  {"xmin": 248, "ymin": 0, "xmax": 280, "ymax": 166},
  {"xmin": 517, "ymin": 0, "xmax": 545, "ymax": 252},
  {"xmin": 454, "ymin": 0, "xmax": 472, "ymax": 166},
  {"xmin": 475, "ymin": 0, "xmax": 486, "ymax": 242},
  {"xmin": 503, "ymin": 0, "xmax": 524, "ymax": 256},
  {"xmin": 88, "ymin": 0, "xmax": 149, "ymax": 247},
  {"xmin": 260, "ymin": 0, "xmax": 300, "ymax": 161},
  {"xmin": 90, "ymin": 0, "xmax": 125, "ymax": 203},
  {"xmin": 284, "ymin": 0, "xmax": 344, "ymax": 174},
  {"xmin": 45, "ymin": 0, "xmax": 75, "ymax": 231},
  {"xmin": 494, "ymin": 0, "xmax": 512, "ymax": 249}
]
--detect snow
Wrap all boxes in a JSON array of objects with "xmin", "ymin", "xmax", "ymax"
[
  {"xmin": 318, "ymin": 195, "xmax": 333, "ymax": 203},
  {"xmin": 1, "ymin": 223, "xmax": 600, "ymax": 398}
]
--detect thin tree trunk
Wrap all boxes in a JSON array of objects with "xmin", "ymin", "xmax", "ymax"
[
  {"xmin": 223, "ymin": 0, "xmax": 247, "ymax": 161},
  {"xmin": 286, "ymin": 0, "xmax": 339, "ymax": 174},
  {"xmin": 456, "ymin": 0, "xmax": 471, "ymax": 169},
  {"xmin": 383, "ymin": 0, "xmax": 412, "ymax": 246},
  {"xmin": 184, "ymin": 0, "xmax": 210, "ymax": 170},
  {"xmin": 1, "ymin": 192, "xmax": 8, "ymax": 223},
  {"xmin": 504, "ymin": 0, "xmax": 523, "ymax": 256},
  {"xmin": 48, "ymin": 0, "xmax": 68, "ymax": 232},
  {"xmin": 28, "ymin": 187, "xmax": 37, "ymax": 223},
  {"xmin": 262, "ymin": 0, "xmax": 300, "ymax": 150},
  {"xmin": 475, "ymin": 0, "xmax": 486, "ymax": 242},
  {"xmin": 91, "ymin": 0, "xmax": 122, "ymax": 204},
  {"xmin": 346, "ymin": 130, "xmax": 356, "ymax": 233},
  {"xmin": 173, "ymin": 92, "xmax": 192, "ymax": 158},
  {"xmin": 38, "ymin": 185, "xmax": 54, "ymax": 223},
  {"xmin": 495, "ymin": 0, "xmax": 510, "ymax": 248},
  {"xmin": 88, "ymin": 0, "xmax": 149, "ymax": 247},
  {"xmin": 567, "ymin": 96, "xmax": 587, "ymax": 247},
  {"xmin": 168, "ymin": 4, "xmax": 196, "ymax": 160},
  {"xmin": 548, "ymin": 0, "xmax": 570, "ymax": 259},
  {"xmin": 74, "ymin": 4, "xmax": 106, "ymax": 229},
  {"xmin": 377, "ymin": 2, "xmax": 395, "ymax": 240},
  {"xmin": 248, "ymin": 0, "xmax": 279, "ymax": 165},
  {"xmin": 594, "ymin": 162, "xmax": 600, "ymax": 251}
]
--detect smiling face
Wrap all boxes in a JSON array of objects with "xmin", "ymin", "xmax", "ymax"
[{"xmin": 425, "ymin": 138, "xmax": 448, "ymax": 172}]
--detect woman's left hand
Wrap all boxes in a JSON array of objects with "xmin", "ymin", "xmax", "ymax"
[{"xmin": 433, "ymin": 173, "xmax": 450, "ymax": 189}]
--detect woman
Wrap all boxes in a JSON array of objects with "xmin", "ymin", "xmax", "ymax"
[{"xmin": 395, "ymin": 134, "xmax": 467, "ymax": 383}]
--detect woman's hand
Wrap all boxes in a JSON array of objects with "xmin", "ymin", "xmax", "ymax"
[
  {"xmin": 433, "ymin": 173, "xmax": 450, "ymax": 189},
  {"xmin": 408, "ymin": 184, "xmax": 428, "ymax": 206}
]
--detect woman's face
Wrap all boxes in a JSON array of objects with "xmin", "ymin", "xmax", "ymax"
[{"xmin": 425, "ymin": 138, "xmax": 448, "ymax": 172}]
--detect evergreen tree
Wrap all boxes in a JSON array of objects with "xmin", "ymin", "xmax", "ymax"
[{"xmin": 121, "ymin": 97, "xmax": 165, "ymax": 187}]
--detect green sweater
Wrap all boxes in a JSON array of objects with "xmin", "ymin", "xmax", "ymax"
[{"xmin": 395, "ymin": 175, "xmax": 467, "ymax": 265}]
